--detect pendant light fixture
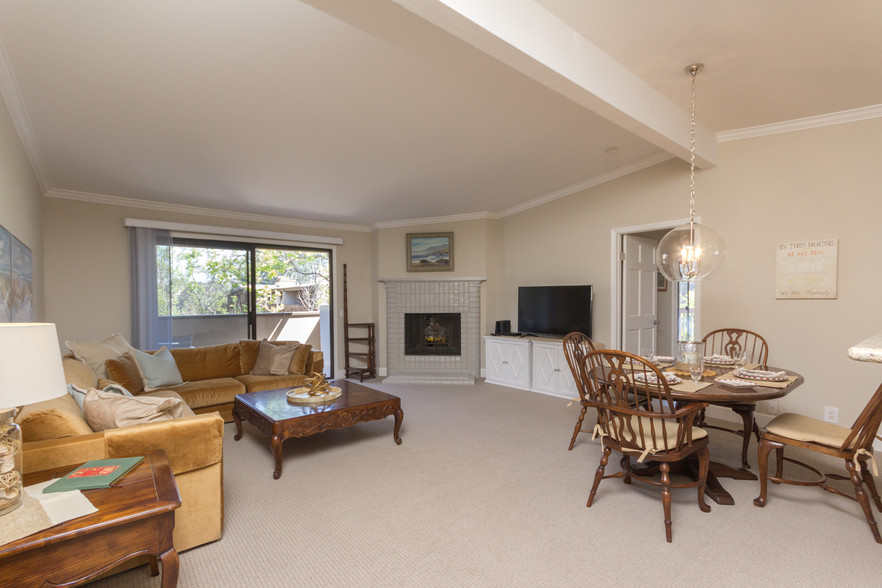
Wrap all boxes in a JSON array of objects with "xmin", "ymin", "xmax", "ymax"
[{"xmin": 656, "ymin": 64, "xmax": 725, "ymax": 282}]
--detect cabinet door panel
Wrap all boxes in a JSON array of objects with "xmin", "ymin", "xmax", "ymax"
[
  {"xmin": 485, "ymin": 339, "xmax": 506, "ymax": 382},
  {"xmin": 531, "ymin": 344, "xmax": 558, "ymax": 393}
]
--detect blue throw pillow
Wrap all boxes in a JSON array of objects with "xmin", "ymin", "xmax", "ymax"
[
  {"xmin": 68, "ymin": 382, "xmax": 133, "ymax": 411},
  {"xmin": 130, "ymin": 346, "xmax": 184, "ymax": 391}
]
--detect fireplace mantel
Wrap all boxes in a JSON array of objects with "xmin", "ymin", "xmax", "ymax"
[{"xmin": 380, "ymin": 278, "xmax": 483, "ymax": 384}]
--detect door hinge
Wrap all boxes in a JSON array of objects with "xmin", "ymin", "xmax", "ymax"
[{"xmin": 619, "ymin": 252, "xmax": 626, "ymax": 261}]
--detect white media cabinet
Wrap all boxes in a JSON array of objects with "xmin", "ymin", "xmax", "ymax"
[{"xmin": 483, "ymin": 335, "xmax": 577, "ymax": 399}]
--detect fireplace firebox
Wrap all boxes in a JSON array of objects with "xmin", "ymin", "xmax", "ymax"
[{"xmin": 404, "ymin": 313, "xmax": 461, "ymax": 356}]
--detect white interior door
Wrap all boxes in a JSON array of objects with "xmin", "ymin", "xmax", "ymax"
[{"xmin": 622, "ymin": 235, "xmax": 658, "ymax": 354}]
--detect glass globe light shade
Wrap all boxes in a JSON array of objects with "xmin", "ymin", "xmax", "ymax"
[{"xmin": 656, "ymin": 223, "xmax": 726, "ymax": 282}]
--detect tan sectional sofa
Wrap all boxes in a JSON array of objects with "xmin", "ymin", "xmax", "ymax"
[{"xmin": 16, "ymin": 339, "xmax": 323, "ymax": 555}]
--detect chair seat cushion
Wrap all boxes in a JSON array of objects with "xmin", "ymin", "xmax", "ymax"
[
  {"xmin": 765, "ymin": 412, "xmax": 852, "ymax": 449},
  {"xmin": 607, "ymin": 415, "xmax": 707, "ymax": 451}
]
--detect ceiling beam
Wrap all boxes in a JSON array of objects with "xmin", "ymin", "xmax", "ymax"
[{"xmin": 394, "ymin": 0, "xmax": 717, "ymax": 168}]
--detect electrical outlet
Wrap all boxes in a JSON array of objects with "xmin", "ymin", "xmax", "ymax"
[
  {"xmin": 767, "ymin": 400, "xmax": 778, "ymax": 414},
  {"xmin": 823, "ymin": 406, "xmax": 839, "ymax": 424}
]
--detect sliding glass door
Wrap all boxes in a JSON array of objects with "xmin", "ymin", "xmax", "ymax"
[
  {"xmin": 254, "ymin": 248, "xmax": 329, "ymax": 347},
  {"xmin": 161, "ymin": 240, "xmax": 252, "ymax": 347},
  {"xmin": 155, "ymin": 239, "xmax": 332, "ymax": 372}
]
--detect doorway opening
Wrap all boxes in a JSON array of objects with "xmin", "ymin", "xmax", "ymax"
[{"xmin": 611, "ymin": 221, "xmax": 701, "ymax": 355}]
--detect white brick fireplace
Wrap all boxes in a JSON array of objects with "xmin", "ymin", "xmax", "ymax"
[{"xmin": 380, "ymin": 278, "xmax": 483, "ymax": 384}]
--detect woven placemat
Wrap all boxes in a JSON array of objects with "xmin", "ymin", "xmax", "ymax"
[
  {"xmin": 670, "ymin": 380, "xmax": 713, "ymax": 394},
  {"xmin": 0, "ymin": 494, "xmax": 53, "ymax": 547}
]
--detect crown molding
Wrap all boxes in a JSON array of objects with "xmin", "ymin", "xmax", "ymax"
[
  {"xmin": 0, "ymin": 39, "xmax": 50, "ymax": 193},
  {"xmin": 44, "ymin": 188, "xmax": 373, "ymax": 233},
  {"xmin": 371, "ymin": 211, "xmax": 497, "ymax": 230},
  {"xmin": 717, "ymin": 104, "xmax": 882, "ymax": 142},
  {"xmin": 496, "ymin": 152, "xmax": 675, "ymax": 219}
]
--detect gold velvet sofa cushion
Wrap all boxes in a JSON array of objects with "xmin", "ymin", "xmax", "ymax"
[
  {"xmin": 15, "ymin": 392, "xmax": 94, "ymax": 442},
  {"xmin": 236, "ymin": 373, "xmax": 311, "ymax": 393},
  {"xmin": 63, "ymin": 355, "xmax": 99, "ymax": 389},
  {"xmin": 163, "ymin": 377, "xmax": 247, "ymax": 410},
  {"xmin": 169, "ymin": 343, "xmax": 242, "ymax": 381}
]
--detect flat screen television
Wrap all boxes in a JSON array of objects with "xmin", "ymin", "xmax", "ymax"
[{"xmin": 517, "ymin": 285, "xmax": 592, "ymax": 338}]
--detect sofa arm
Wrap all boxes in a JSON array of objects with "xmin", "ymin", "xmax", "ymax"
[
  {"xmin": 105, "ymin": 412, "xmax": 224, "ymax": 476},
  {"xmin": 22, "ymin": 433, "xmax": 107, "ymax": 474}
]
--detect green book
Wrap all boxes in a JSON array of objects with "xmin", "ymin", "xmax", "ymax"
[{"xmin": 43, "ymin": 456, "xmax": 145, "ymax": 494}]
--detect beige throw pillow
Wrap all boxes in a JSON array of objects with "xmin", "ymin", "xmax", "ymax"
[
  {"xmin": 83, "ymin": 388, "xmax": 186, "ymax": 432},
  {"xmin": 251, "ymin": 339, "xmax": 299, "ymax": 375},
  {"xmin": 65, "ymin": 333, "xmax": 134, "ymax": 379}
]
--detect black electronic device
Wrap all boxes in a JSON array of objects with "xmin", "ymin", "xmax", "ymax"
[
  {"xmin": 494, "ymin": 320, "xmax": 512, "ymax": 335},
  {"xmin": 517, "ymin": 285, "xmax": 592, "ymax": 338}
]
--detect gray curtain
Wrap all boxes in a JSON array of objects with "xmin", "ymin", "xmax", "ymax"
[{"xmin": 129, "ymin": 227, "xmax": 172, "ymax": 350}]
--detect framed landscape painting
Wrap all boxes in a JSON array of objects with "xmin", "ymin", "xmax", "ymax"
[
  {"xmin": 11, "ymin": 234, "xmax": 33, "ymax": 321},
  {"xmin": 0, "ymin": 226, "xmax": 11, "ymax": 322},
  {"xmin": 406, "ymin": 232, "xmax": 454, "ymax": 272}
]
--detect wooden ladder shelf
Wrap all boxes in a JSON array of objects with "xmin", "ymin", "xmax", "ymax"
[{"xmin": 343, "ymin": 264, "xmax": 376, "ymax": 381}]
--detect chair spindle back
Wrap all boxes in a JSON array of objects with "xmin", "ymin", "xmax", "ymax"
[{"xmin": 702, "ymin": 328, "xmax": 769, "ymax": 367}]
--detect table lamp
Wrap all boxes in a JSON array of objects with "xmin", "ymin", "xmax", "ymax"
[{"xmin": 0, "ymin": 323, "xmax": 68, "ymax": 516}]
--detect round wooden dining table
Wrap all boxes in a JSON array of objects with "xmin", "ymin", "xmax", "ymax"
[{"xmin": 665, "ymin": 366, "xmax": 804, "ymax": 505}]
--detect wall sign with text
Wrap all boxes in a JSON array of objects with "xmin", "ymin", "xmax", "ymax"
[{"xmin": 775, "ymin": 239, "xmax": 838, "ymax": 299}]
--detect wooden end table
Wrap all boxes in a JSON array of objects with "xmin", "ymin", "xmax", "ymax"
[
  {"xmin": 233, "ymin": 379, "xmax": 403, "ymax": 479},
  {"xmin": 0, "ymin": 450, "xmax": 181, "ymax": 588}
]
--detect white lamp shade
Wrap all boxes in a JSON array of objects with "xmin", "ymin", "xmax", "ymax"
[
  {"xmin": 0, "ymin": 323, "xmax": 68, "ymax": 410},
  {"xmin": 656, "ymin": 223, "xmax": 727, "ymax": 282}
]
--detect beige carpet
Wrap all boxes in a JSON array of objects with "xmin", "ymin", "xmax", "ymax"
[{"xmin": 90, "ymin": 380, "xmax": 882, "ymax": 587}]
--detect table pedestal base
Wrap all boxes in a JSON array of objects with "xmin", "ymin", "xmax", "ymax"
[{"xmin": 632, "ymin": 459, "xmax": 757, "ymax": 505}]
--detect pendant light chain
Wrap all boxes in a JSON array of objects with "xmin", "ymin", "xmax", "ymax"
[
  {"xmin": 688, "ymin": 66, "xmax": 697, "ymax": 227},
  {"xmin": 655, "ymin": 62, "xmax": 724, "ymax": 283}
]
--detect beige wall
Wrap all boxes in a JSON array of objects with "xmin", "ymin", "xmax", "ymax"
[
  {"xmin": 35, "ymin": 103, "xmax": 882, "ymax": 426},
  {"xmin": 495, "ymin": 117, "xmax": 882, "ymax": 425},
  {"xmin": 0, "ymin": 93, "xmax": 44, "ymax": 319},
  {"xmin": 42, "ymin": 198, "xmax": 373, "ymax": 375}
]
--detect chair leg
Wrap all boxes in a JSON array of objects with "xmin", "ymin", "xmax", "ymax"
[
  {"xmin": 846, "ymin": 459, "xmax": 882, "ymax": 544},
  {"xmin": 696, "ymin": 447, "xmax": 711, "ymax": 513},
  {"xmin": 860, "ymin": 462, "xmax": 882, "ymax": 512},
  {"xmin": 753, "ymin": 437, "xmax": 782, "ymax": 507},
  {"xmin": 774, "ymin": 446, "xmax": 784, "ymax": 481},
  {"xmin": 587, "ymin": 446, "xmax": 610, "ymax": 508},
  {"xmin": 569, "ymin": 407, "xmax": 587, "ymax": 450},
  {"xmin": 660, "ymin": 462, "xmax": 673, "ymax": 543}
]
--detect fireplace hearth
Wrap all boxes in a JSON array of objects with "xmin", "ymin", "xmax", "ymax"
[{"xmin": 405, "ymin": 313, "xmax": 461, "ymax": 356}]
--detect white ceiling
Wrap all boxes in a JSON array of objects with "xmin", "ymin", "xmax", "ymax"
[{"xmin": 0, "ymin": 0, "xmax": 880, "ymax": 228}]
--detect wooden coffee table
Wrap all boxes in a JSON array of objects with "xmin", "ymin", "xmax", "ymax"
[
  {"xmin": 0, "ymin": 450, "xmax": 181, "ymax": 588},
  {"xmin": 233, "ymin": 379, "xmax": 403, "ymax": 479}
]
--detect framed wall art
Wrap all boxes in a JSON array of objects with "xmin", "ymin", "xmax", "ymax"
[
  {"xmin": 775, "ymin": 238, "xmax": 837, "ymax": 299},
  {"xmin": 406, "ymin": 232, "xmax": 453, "ymax": 272},
  {"xmin": 656, "ymin": 271, "xmax": 667, "ymax": 292},
  {"xmin": 0, "ymin": 225, "xmax": 33, "ymax": 321}
]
